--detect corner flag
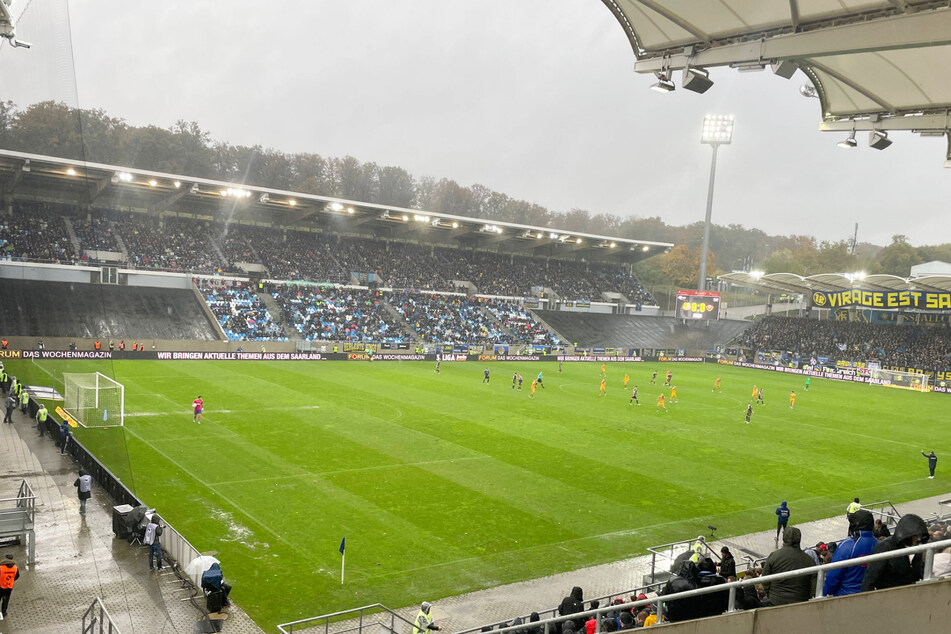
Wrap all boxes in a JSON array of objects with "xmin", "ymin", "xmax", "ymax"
[{"xmin": 339, "ymin": 537, "xmax": 346, "ymax": 584}]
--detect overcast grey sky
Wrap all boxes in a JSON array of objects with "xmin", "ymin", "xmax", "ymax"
[{"xmin": 2, "ymin": 0, "xmax": 948, "ymax": 247}]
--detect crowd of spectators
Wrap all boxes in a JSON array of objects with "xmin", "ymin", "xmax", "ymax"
[
  {"xmin": 3, "ymin": 205, "xmax": 655, "ymax": 303},
  {"xmin": 486, "ymin": 301, "xmax": 560, "ymax": 346},
  {"xmin": 199, "ymin": 280, "xmax": 286, "ymax": 341},
  {"xmin": 117, "ymin": 215, "xmax": 224, "ymax": 273},
  {"xmin": 0, "ymin": 202, "xmax": 76, "ymax": 262},
  {"xmin": 72, "ymin": 215, "xmax": 121, "ymax": 253},
  {"xmin": 740, "ymin": 316, "xmax": 951, "ymax": 368},
  {"xmin": 392, "ymin": 293, "xmax": 511, "ymax": 345},
  {"xmin": 272, "ymin": 286, "xmax": 410, "ymax": 343}
]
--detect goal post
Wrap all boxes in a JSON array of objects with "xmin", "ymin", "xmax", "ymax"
[
  {"xmin": 63, "ymin": 372, "xmax": 125, "ymax": 428},
  {"xmin": 869, "ymin": 368, "xmax": 930, "ymax": 392}
]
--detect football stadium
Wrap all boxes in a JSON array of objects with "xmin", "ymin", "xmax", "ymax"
[{"xmin": 2, "ymin": 2, "xmax": 951, "ymax": 633}]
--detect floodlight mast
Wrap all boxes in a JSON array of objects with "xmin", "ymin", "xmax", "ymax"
[{"xmin": 698, "ymin": 114, "xmax": 733, "ymax": 292}]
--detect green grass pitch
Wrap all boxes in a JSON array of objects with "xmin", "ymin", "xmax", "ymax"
[{"xmin": 9, "ymin": 358, "xmax": 950, "ymax": 629}]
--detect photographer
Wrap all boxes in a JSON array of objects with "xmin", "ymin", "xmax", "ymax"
[{"xmin": 143, "ymin": 514, "xmax": 164, "ymax": 571}]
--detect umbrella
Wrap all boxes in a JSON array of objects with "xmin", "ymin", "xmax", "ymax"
[{"xmin": 184, "ymin": 555, "xmax": 220, "ymax": 577}]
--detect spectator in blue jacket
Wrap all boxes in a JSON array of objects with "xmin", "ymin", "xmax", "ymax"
[{"xmin": 823, "ymin": 510, "xmax": 878, "ymax": 596}]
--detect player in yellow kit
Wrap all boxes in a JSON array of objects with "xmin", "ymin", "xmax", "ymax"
[
  {"xmin": 599, "ymin": 378, "xmax": 606, "ymax": 396},
  {"xmin": 656, "ymin": 393, "xmax": 667, "ymax": 412},
  {"xmin": 752, "ymin": 385, "xmax": 758, "ymax": 399},
  {"xmin": 713, "ymin": 377, "xmax": 721, "ymax": 392},
  {"xmin": 601, "ymin": 363, "xmax": 606, "ymax": 377},
  {"xmin": 789, "ymin": 390, "xmax": 796, "ymax": 408},
  {"xmin": 623, "ymin": 374, "xmax": 630, "ymax": 388},
  {"xmin": 670, "ymin": 385, "xmax": 678, "ymax": 403},
  {"xmin": 530, "ymin": 379, "xmax": 538, "ymax": 398}
]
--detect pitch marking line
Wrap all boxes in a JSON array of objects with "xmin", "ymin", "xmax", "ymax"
[{"xmin": 122, "ymin": 425, "xmax": 322, "ymax": 566}]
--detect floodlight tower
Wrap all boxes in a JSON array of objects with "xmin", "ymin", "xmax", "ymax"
[{"xmin": 698, "ymin": 114, "xmax": 734, "ymax": 291}]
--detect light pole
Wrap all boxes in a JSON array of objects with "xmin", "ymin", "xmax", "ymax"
[{"xmin": 698, "ymin": 114, "xmax": 734, "ymax": 291}]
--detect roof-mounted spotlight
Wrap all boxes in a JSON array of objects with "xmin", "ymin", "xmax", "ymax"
[
  {"xmin": 21, "ymin": 159, "xmax": 30, "ymax": 173},
  {"xmin": 650, "ymin": 72, "xmax": 675, "ymax": 93},
  {"xmin": 288, "ymin": 199, "xmax": 297, "ymax": 206},
  {"xmin": 259, "ymin": 193, "xmax": 270, "ymax": 203},
  {"xmin": 837, "ymin": 129, "xmax": 857, "ymax": 149},
  {"xmin": 800, "ymin": 84, "xmax": 819, "ymax": 99},
  {"xmin": 190, "ymin": 183, "xmax": 200, "ymax": 194},
  {"xmin": 402, "ymin": 214, "xmax": 409, "ymax": 221},
  {"xmin": 381, "ymin": 210, "xmax": 390, "ymax": 219},
  {"xmin": 682, "ymin": 67, "xmax": 713, "ymax": 94},
  {"xmin": 642, "ymin": 245, "xmax": 650, "ymax": 252},
  {"xmin": 148, "ymin": 179, "xmax": 158, "ymax": 187},
  {"xmin": 451, "ymin": 221, "xmax": 459, "ymax": 228},
  {"xmin": 173, "ymin": 181, "xmax": 181, "ymax": 189},
  {"xmin": 328, "ymin": 202, "xmax": 344, "ymax": 211},
  {"xmin": 869, "ymin": 130, "xmax": 892, "ymax": 151},
  {"xmin": 347, "ymin": 207, "xmax": 355, "ymax": 214},
  {"xmin": 66, "ymin": 168, "xmax": 77, "ymax": 176}
]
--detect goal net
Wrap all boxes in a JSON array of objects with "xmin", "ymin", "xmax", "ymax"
[
  {"xmin": 869, "ymin": 368, "xmax": 930, "ymax": 392},
  {"xmin": 63, "ymin": 373, "xmax": 125, "ymax": 427}
]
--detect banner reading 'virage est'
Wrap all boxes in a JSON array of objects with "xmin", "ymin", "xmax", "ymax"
[{"xmin": 812, "ymin": 289, "xmax": 951, "ymax": 310}]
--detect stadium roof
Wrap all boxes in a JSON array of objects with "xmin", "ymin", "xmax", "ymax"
[
  {"xmin": 601, "ymin": 0, "xmax": 951, "ymax": 164},
  {"xmin": 719, "ymin": 271, "xmax": 951, "ymax": 296},
  {"xmin": 0, "ymin": 149, "xmax": 673, "ymax": 262}
]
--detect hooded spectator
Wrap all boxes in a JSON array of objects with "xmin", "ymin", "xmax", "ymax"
[
  {"xmin": 862, "ymin": 513, "xmax": 930, "ymax": 591},
  {"xmin": 761, "ymin": 526, "xmax": 816, "ymax": 605}
]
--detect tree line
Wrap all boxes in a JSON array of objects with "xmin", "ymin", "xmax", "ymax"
[{"xmin": 0, "ymin": 100, "xmax": 948, "ymax": 287}]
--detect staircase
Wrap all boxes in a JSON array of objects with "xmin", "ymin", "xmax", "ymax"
[
  {"xmin": 62, "ymin": 217, "xmax": 82, "ymax": 258},
  {"xmin": 111, "ymin": 220, "xmax": 131, "ymax": 263},
  {"xmin": 527, "ymin": 309, "xmax": 571, "ymax": 345},
  {"xmin": 480, "ymin": 306, "xmax": 517, "ymax": 341},
  {"xmin": 381, "ymin": 298, "xmax": 423, "ymax": 343},
  {"xmin": 256, "ymin": 290, "xmax": 303, "ymax": 344}
]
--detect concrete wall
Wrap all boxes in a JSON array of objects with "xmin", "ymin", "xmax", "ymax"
[
  {"xmin": 658, "ymin": 578, "xmax": 951, "ymax": 633},
  {"xmin": 0, "ymin": 261, "xmax": 95, "ymax": 283},
  {"xmin": 123, "ymin": 270, "xmax": 194, "ymax": 289}
]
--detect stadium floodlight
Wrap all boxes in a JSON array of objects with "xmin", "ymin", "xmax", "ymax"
[
  {"xmin": 869, "ymin": 130, "xmax": 892, "ymax": 150},
  {"xmin": 328, "ymin": 202, "xmax": 344, "ymax": 211},
  {"xmin": 190, "ymin": 183, "xmax": 200, "ymax": 194},
  {"xmin": 259, "ymin": 193, "xmax": 270, "ymax": 203},
  {"xmin": 837, "ymin": 132, "xmax": 857, "ymax": 149},
  {"xmin": 148, "ymin": 179, "xmax": 157, "ymax": 187},
  {"xmin": 173, "ymin": 181, "xmax": 181, "ymax": 188},
  {"xmin": 21, "ymin": 159, "xmax": 29, "ymax": 172},
  {"xmin": 643, "ymin": 245, "xmax": 650, "ymax": 252},
  {"xmin": 288, "ymin": 199, "xmax": 297, "ymax": 206},
  {"xmin": 347, "ymin": 208, "xmax": 355, "ymax": 214},
  {"xmin": 682, "ymin": 67, "xmax": 714, "ymax": 94},
  {"xmin": 698, "ymin": 114, "xmax": 734, "ymax": 291},
  {"xmin": 66, "ymin": 168, "xmax": 76, "ymax": 176},
  {"xmin": 650, "ymin": 72, "xmax": 675, "ymax": 93},
  {"xmin": 451, "ymin": 221, "xmax": 459, "ymax": 228},
  {"xmin": 576, "ymin": 238, "xmax": 583, "ymax": 244},
  {"xmin": 402, "ymin": 214, "xmax": 409, "ymax": 221},
  {"xmin": 750, "ymin": 270, "xmax": 764, "ymax": 278}
]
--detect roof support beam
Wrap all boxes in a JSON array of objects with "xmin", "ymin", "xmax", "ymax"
[
  {"xmin": 633, "ymin": 9, "xmax": 951, "ymax": 72},
  {"xmin": 789, "ymin": 0, "xmax": 800, "ymax": 31},
  {"xmin": 86, "ymin": 176, "xmax": 111, "ymax": 203},
  {"xmin": 819, "ymin": 114, "xmax": 951, "ymax": 131},
  {"xmin": 282, "ymin": 206, "xmax": 319, "ymax": 226},
  {"xmin": 147, "ymin": 187, "xmax": 188, "ymax": 215}
]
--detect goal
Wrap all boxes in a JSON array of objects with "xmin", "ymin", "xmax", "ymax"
[
  {"xmin": 63, "ymin": 373, "xmax": 125, "ymax": 427},
  {"xmin": 869, "ymin": 368, "xmax": 930, "ymax": 393}
]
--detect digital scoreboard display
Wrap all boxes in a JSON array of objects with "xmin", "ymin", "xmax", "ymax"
[{"xmin": 676, "ymin": 290, "xmax": 721, "ymax": 320}]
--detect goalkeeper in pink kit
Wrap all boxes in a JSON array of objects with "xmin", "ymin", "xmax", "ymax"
[{"xmin": 192, "ymin": 396, "xmax": 203, "ymax": 424}]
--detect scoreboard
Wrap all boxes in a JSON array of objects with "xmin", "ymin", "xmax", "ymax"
[{"xmin": 677, "ymin": 290, "xmax": 720, "ymax": 320}]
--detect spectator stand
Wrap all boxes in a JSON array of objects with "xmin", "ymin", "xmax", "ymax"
[
  {"xmin": 859, "ymin": 500, "xmax": 902, "ymax": 531},
  {"xmin": 0, "ymin": 479, "xmax": 35, "ymax": 565},
  {"xmin": 197, "ymin": 278, "xmax": 287, "ymax": 342}
]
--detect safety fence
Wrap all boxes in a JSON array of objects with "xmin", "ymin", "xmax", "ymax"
[
  {"xmin": 82, "ymin": 597, "xmax": 122, "ymax": 634},
  {"xmin": 278, "ymin": 603, "xmax": 419, "ymax": 634}
]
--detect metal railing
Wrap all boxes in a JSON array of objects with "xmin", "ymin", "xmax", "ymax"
[
  {"xmin": 82, "ymin": 597, "xmax": 122, "ymax": 634},
  {"xmin": 646, "ymin": 536, "xmax": 719, "ymax": 583},
  {"xmin": 859, "ymin": 500, "xmax": 902, "ymax": 528},
  {"xmin": 480, "ymin": 537, "xmax": 951, "ymax": 634},
  {"xmin": 277, "ymin": 603, "xmax": 419, "ymax": 634}
]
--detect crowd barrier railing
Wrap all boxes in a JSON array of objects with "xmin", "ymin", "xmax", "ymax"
[{"xmin": 82, "ymin": 597, "xmax": 122, "ymax": 634}]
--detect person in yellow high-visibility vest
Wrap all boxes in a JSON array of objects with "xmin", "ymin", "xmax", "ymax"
[
  {"xmin": 689, "ymin": 536, "xmax": 706, "ymax": 563},
  {"xmin": 413, "ymin": 602, "xmax": 442, "ymax": 634},
  {"xmin": 36, "ymin": 403, "xmax": 48, "ymax": 437},
  {"xmin": 19, "ymin": 389, "xmax": 29, "ymax": 414}
]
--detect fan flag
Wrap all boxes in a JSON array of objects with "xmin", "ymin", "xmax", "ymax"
[{"xmin": 339, "ymin": 537, "xmax": 346, "ymax": 554}]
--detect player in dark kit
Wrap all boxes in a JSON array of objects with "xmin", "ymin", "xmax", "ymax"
[
  {"xmin": 650, "ymin": 371, "xmax": 657, "ymax": 384},
  {"xmin": 628, "ymin": 386, "xmax": 640, "ymax": 405},
  {"xmin": 511, "ymin": 372, "xmax": 518, "ymax": 389},
  {"xmin": 482, "ymin": 367, "xmax": 490, "ymax": 384},
  {"xmin": 745, "ymin": 403, "xmax": 753, "ymax": 424}
]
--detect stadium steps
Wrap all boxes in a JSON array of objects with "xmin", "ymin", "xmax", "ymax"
[
  {"xmin": 0, "ymin": 278, "xmax": 221, "ymax": 340},
  {"xmin": 208, "ymin": 234, "xmax": 229, "ymax": 267},
  {"xmin": 256, "ymin": 290, "xmax": 302, "ymax": 343},
  {"xmin": 111, "ymin": 219, "xmax": 131, "ymax": 261},
  {"xmin": 193, "ymin": 284, "xmax": 229, "ymax": 341},
  {"xmin": 480, "ymin": 305, "xmax": 516, "ymax": 340},
  {"xmin": 381, "ymin": 298, "xmax": 424, "ymax": 343},
  {"xmin": 62, "ymin": 215, "xmax": 82, "ymax": 257},
  {"xmin": 533, "ymin": 312, "xmax": 750, "ymax": 349}
]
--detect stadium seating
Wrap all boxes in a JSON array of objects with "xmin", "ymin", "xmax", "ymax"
[
  {"xmin": 271, "ymin": 286, "xmax": 410, "ymax": 343},
  {"xmin": 199, "ymin": 281, "xmax": 287, "ymax": 341},
  {"xmin": 535, "ymin": 312, "xmax": 749, "ymax": 350},
  {"xmin": 393, "ymin": 293, "xmax": 512, "ymax": 345},
  {"xmin": 486, "ymin": 301, "xmax": 560, "ymax": 346},
  {"xmin": 0, "ymin": 278, "xmax": 220, "ymax": 340},
  {"xmin": 739, "ymin": 316, "xmax": 951, "ymax": 368},
  {"xmin": 0, "ymin": 202, "xmax": 76, "ymax": 263}
]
